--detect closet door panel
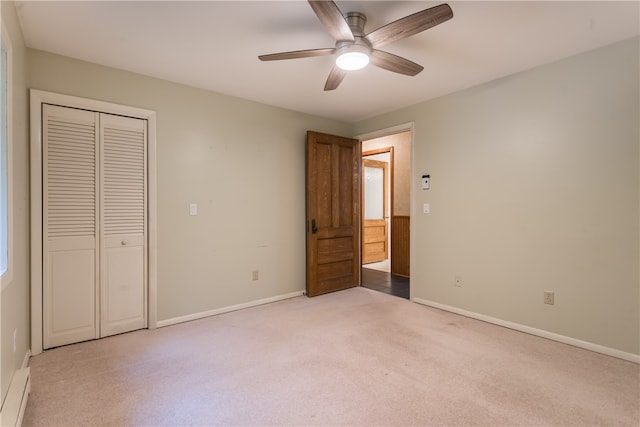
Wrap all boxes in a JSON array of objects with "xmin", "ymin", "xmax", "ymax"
[
  {"xmin": 100, "ymin": 114, "xmax": 147, "ymax": 337},
  {"xmin": 103, "ymin": 243, "xmax": 144, "ymax": 335},
  {"xmin": 43, "ymin": 104, "xmax": 99, "ymax": 349},
  {"xmin": 45, "ymin": 246, "xmax": 96, "ymax": 348}
]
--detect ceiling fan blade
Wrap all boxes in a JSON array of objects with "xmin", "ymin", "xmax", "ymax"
[
  {"xmin": 324, "ymin": 65, "xmax": 347, "ymax": 91},
  {"xmin": 308, "ymin": 0, "xmax": 355, "ymax": 42},
  {"xmin": 370, "ymin": 50, "xmax": 424, "ymax": 76},
  {"xmin": 365, "ymin": 3, "xmax": 453, "ymax": 48},
  {"xmin": 259, "ymin": 48, "xmax": 335, "ymax": 61}
]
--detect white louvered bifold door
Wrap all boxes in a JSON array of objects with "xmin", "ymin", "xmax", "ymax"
[
  {"xmin": 100, "ymin": 114, "xmax": 147, "ymax": 337},
  {"xmin": 43, "ymin": 105, "xmax": 100, "ymax": 349},
  {"xmin": 43, "ymin": 105, "xmax": 147, "ymax": 349}
]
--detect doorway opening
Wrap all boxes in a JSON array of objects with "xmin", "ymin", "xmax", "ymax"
[{"xmin": 361, "ymin": 129, "xmax": 411, "ymax": 299}]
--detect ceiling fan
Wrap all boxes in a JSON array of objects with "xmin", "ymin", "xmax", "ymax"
[{"xmin": 258, "ymin": 0, "xmax": 453, "ymax": 91}]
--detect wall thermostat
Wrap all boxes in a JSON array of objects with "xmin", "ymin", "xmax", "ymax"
[{"xmin": 422, "ymin": 174, "xmax": 430, "ymax": 190}]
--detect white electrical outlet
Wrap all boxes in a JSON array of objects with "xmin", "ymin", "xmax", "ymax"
[
  {"xmin": 252, "ymin": 270, "xmax": 259, "ymax": 281},
  {"xmin": 544, "ymin": 291, "xmax": 555, "ymax": 305}
]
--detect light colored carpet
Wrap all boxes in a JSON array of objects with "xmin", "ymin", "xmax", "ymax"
[{"xmin": 23, "ymin": 287, "xmax": 639, "ymax": 426}]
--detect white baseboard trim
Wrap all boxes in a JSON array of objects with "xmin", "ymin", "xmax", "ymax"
[
  {"xmin": 413, "ymin": 298, "xmax": 640, "ymax": 364},
  {"xmin": 21, "ymin": 351, "xmax": 30, "ymax": 370},
  {"xmin": 157, "ymin": 291, "xmax": 305, "ymax": 328},
  {"xmin": 0, "ymin": 351, "xmax": 32, "ymax": 427}
]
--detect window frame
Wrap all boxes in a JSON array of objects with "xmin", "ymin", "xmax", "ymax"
[{"xmin": 0, "ymin": 22, "xmax": 13, "ymax": 289}]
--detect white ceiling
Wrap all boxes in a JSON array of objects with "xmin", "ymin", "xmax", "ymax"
[{"xmin": 14, "ymin": 1, "xmax": 640, "ymax": 123}]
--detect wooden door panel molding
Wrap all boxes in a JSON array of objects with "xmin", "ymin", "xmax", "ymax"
[
  {"xmin": 318, "ymin": 260, "xmax": 353, "ymax": 278},
  {"xmin": 306, "ymin": 131, "xmax": 361, "ymax": 297},
  {"xmin": 316, "ymin": 276, "xmax": 355, "ymax": 296},
  {"xmin": 318, "ymin": 250, "xmax": 355, "ymax": 265},
  {"xmin": 313, "ymin": 225, "xmax": 357, "ymax": 239},
  {"xmin": 363, "ymin": 220, "xmax": 386, "ymax": 241}
]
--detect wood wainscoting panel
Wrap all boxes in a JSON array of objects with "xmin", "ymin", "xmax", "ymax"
[{"xmin": 391, "ymin": 216, "xmax": 410, "ymax": 277}]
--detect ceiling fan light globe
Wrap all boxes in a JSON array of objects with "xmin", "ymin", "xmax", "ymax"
[{"xmin": 336, "ymin": 51, "xmax": 369, "ymax": 71}]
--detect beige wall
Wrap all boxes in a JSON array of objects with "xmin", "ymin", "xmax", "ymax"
[
  {"xmin": 1, "ymin": 1, "xmax": 30, "ymax": 401},
  {"xmin": 362, "ymin": 132, "xmax": 411, "ymax": 216},
  {"xmin": 27, "ymin": 50, "xmax": 351, "ymax": 322},
  {"xmin": 353, "ymin": 37, "xmax": 640, "ymax": 356}
]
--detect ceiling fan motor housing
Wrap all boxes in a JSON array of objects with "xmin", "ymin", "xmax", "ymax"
[{"xmin": 344, "ymin": 12, "xmax": 367, "ymax": 37}]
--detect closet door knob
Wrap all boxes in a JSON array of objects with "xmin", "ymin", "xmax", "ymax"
[{"xmin": 121, "ymin": 240, "xmax": 128, "ymax": 246}]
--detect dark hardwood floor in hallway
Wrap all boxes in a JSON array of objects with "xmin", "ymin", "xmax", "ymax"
[{"xmin": 361, "ymin": 267, "xmax": 409, "ymax": 299}]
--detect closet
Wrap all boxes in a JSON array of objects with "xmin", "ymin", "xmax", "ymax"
[{"xmin": 43, "ymin": 104, "xmax": 147, "ymax": 349}]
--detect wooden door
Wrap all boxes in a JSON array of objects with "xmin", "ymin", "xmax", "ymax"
[
  {"xmin": 306, "ymin": 131, "xmax": 361, "ymax": 297},
  {"xmin": 362, "ymin": 159, "xmax": 388, "ymax": 264}
]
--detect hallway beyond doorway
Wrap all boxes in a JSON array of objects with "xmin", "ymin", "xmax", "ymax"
[{"xmin": 362, "ymin": 268, "xmax": 409, "ymax": 299}]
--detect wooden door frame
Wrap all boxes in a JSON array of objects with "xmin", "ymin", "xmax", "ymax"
[
  {"xmin": 362, "ymin": 149, "xmax": 394, "ymax": 265},
  {"xmin": 29, "ymin": 89, "xmax": 158, "ymax": 355},
  {"xmin": 358, "ymin": 123, "xmax": 414, "ymax": 298}
]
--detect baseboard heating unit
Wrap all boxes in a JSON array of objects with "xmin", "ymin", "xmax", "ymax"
[{"xmin": 0, "ymin": 367, "xmax": 31, "ymax": 427}]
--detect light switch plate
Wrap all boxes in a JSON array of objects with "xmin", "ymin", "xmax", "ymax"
[{"xmin": 189, "ymin": 203, "xmax": 198, "ymax": 216}]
